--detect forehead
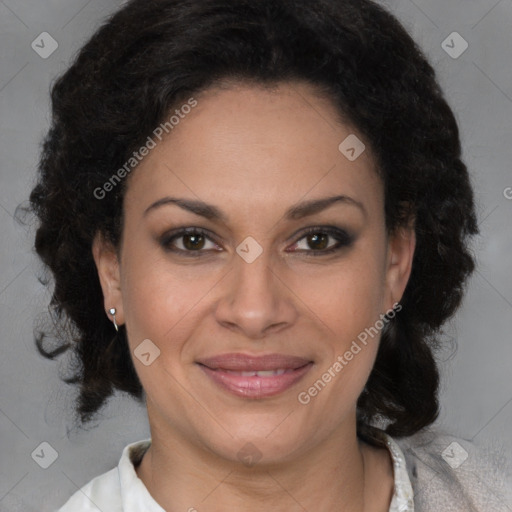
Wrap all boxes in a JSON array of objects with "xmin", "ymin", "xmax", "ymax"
[{"xmin": 125, "ymin": 81, "xmax": 382, "ymax": 218}]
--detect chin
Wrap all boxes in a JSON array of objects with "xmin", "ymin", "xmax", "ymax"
[{"xmin": 196, "ymin": 410, "xmax": 320, "ymax": 467}]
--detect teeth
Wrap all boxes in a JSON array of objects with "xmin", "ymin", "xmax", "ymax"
[{"xmin": 224, "ymin": 369, "xmax": 288, "ymax": 377}]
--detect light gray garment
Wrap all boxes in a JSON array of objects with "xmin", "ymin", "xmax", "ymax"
[
  {"xmin": 55, "ymin": 428, "xmax": 512, "ymax": 511},
  {"xmin": 396, "ymin": 428, "xmax": 512, "ymax": 511}
]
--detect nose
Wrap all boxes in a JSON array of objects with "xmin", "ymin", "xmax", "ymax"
[{"xmin": 214, "ymin": 248, "xmax": 298, "ymax": 339}]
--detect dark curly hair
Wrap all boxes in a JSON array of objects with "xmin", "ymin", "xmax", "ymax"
[{"xmin": 29, "ymin": 0, "xmax": 478, "ymax": 443}]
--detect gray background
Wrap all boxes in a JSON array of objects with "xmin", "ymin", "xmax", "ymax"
[{"xmin": 0, "ymin": 0, "xmax": 511, "ymax": 510}]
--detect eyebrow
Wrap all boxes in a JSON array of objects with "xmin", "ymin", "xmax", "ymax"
[{"xmin": 143, "ymin": 194, "xmax": 366, "ymax": 222}]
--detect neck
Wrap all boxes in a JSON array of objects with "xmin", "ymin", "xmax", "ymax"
[{"xmin": 134, "ymin": 413, "xmax": 389, "ymax": 512}]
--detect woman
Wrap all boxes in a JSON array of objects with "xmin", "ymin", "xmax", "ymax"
[{"xmin": 29, "ymin": 0, "xmax": 511, "ymax": 510}]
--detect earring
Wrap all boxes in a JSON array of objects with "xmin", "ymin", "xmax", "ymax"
[{"xmin": 109, "ymin": 307, "xmax": 119, "ymax": 332}]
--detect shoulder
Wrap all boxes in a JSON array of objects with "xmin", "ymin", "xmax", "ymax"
[
  {"xmin": 56, "ymin": 466, "xmax": 122, "ymax": 512},
  {"xmin": 55, "ymin": 438, "xmax": 152, "ymax": 512},
  {"xmin": 393, "ymin": 428, "xmax": 512, "ymax": 512}
]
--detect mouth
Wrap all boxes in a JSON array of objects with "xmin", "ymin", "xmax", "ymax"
[{"xmin": 196, "ymin": 353, "xmax": 314, "ymax": 399}]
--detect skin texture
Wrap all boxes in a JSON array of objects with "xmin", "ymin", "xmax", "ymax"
[{"xmin": 93, "ymin": 81, "xmax": 415, "ymax": 511}]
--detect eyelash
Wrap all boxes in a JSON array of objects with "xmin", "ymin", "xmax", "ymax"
[{"xmin": 159, "ymin": 226, "xmax": 354, "ymax": 257}]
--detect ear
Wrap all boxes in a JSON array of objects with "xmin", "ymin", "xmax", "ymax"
[
  {"xmin": 383, "ymin": 218, "xmax": 416, "ymax": 310},
  {"xmin": 92, "ymin": 232, "xmax": 124, "ymax": 327}
]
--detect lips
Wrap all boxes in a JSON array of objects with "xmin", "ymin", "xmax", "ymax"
[
  {"xmin": 197, "ymin": 353, "xmax": 311, "ymax": 371},
  {"xmin": 197, "ymin": 353, "xmax": 313, "ymax": 398}
]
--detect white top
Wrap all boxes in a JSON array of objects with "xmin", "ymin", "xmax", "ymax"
[{"xmin": 56, "ymin": 433, "xmax": 414, "ymax": 511}]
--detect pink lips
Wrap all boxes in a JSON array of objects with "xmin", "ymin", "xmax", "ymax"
[{"xmin": 197, "ymin": 353, "xmax": 313, "ymax": 399}]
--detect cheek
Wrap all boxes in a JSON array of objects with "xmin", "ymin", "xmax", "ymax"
[
  {"xmin": 293, "ymin": 246, "xmax": 387, "ymax": 339},
  {"xmin": 292, "ymin": 239, "xmax": 387, "ymax": 404},
  {"xmin": 119, "ymin": 245, "xmax": 205, "ymax": 352},
  {"xmin": 119, "ymin": 257, "xmax": 208, "ymax": 401}
]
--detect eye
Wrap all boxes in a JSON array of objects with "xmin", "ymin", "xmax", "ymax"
[
  {"xmin": 160, "ymin": 227, "xmax": 221, "ymax": 256},
  {"xmin": 287, "ymin": 227, "xmax": 354, "ymax": 255},
  {"xmin": 160, "ymin": 226, "xmax": 354, "ymax": 257}
]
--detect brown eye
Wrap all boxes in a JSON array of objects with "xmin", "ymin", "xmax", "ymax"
[
  {"xmin": 287, "ymin": 227, "xmax": 354, "ymax": 255},
  {"xmin": 160, "ymin": 228, "xmax": 221, "ymax": 255},
  {"xmin": 182, "ymin": 233, "xmax": 206, "ymax": 250},
  {"xmin": 306, "ymin": 233, "xmax": 329, "ymax": 250}
]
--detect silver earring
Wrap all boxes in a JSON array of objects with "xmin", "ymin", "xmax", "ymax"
[{"xmin": 109, "ymin": 308, "xmax": 119, "ymax": 332}]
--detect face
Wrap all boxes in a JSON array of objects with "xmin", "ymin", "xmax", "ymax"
[{"xmin": 94, "ymin": 81, "xmax": 414, "ymax": 464}]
